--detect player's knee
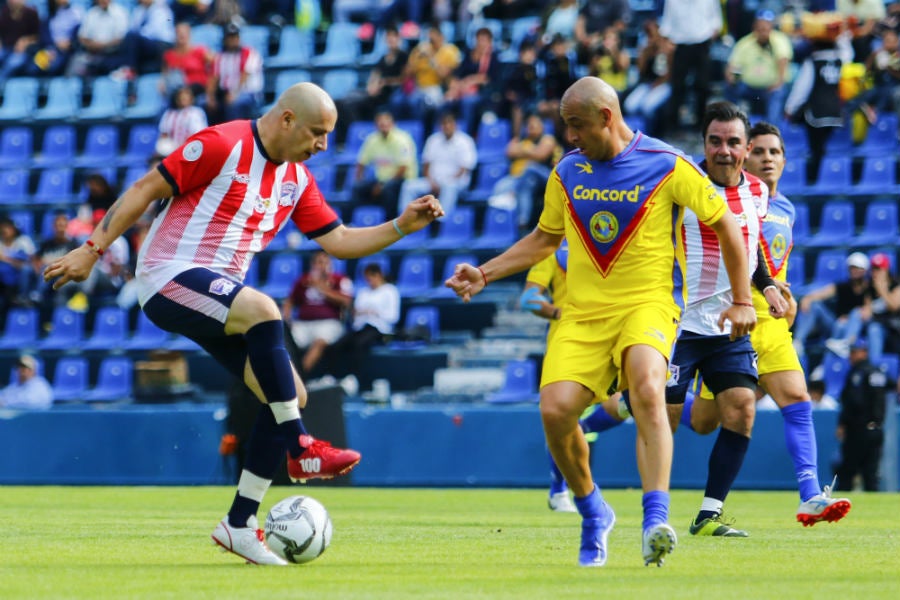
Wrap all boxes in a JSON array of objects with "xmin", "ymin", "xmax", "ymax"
[
  {"xmin": 691, "ymin": 413, "xmax": 720, "ymax": 435},
  {"xmin": 628, "ymin": 376, "xmax": 665, "ymax": 408}
]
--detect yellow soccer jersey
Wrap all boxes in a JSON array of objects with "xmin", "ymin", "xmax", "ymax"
[
  {"xmin": 753, "ymin": 191, "xmax": 796, "ymax": 320},
  {"xmin": 526, "ymin": 243, "xmax": 568, "ymax": 340},
  {"xmin": 538, "ymin": 133, "xmax": 728, "ymax": 321}
]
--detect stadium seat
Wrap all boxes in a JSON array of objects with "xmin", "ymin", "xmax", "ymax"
[
  {"xmin": 354, "ymin": 254, "xmax": 391, "ymax": 287},
  {"xmin": 242, "ymin": 259, "xmax": 259, "ymax": 289},
  {"xmin": 271, "ymin": 69, "xmax": 313, "ymax": 100},
  {"xmin": 805, "ymin": 200, "xmax": 854, "ymax": 247},
  {"xmin": 335, "ymin": 120, "xmax": 377, "ymax": 165},
  {"xmin": 390, "ymin": 225, "xmax": 430, "ymax": 251},
  {"xmin": 820, "ymin": 352, "xmax": 850, "ymax": 400},
  {"xmin": 777, "ymin": 156, "xmax": 806, "ymax": 197},
  {"xmin": 0, "ymin": 127, "xmax": 33, "ymax": 169},
  {"xmin": 32, "ymin": 124, "xmax": 76, "ymax": 168},
  {"xmin": 267, "ymin": 26, "xmax": 313, "ymax": 68},
  {"xmin": 38, "ymin": 307, "xmax": 85, "ymax": 350},
  {"xmin": 310, "ymin": 22, "xmax": 360, "ymax": 67},
  {"xmin": 465, "ymin": 161, "xmax": 509, "ymax": 203},
  {"xmin": 74, "ymin": 124, "xmax": 120, "ymax": 168},
  {"xmin": 82, "ymin": 357, "xmax": 133, "ymax": 402},
  {"xmin": 807, "ymin": 249, "xmax": 848, "ymax": 291},
  {"xmin": 32, "ymin": 168, "xmax": 75, "ymax": 204},
  {"xmin": 82, "ymin": 306, "xmax": 129, "ymax": 350},
  {"xmin": 851, "ymin": 156, "xmax": 900, "ymax": 198},
  {"xmin": 0, "ymin": 169, "xmax": 29, "ymax": 204},
  {"xmin": 32, "ymin": 77, "xmax": 82, "ymax": 121},
  {"xmin": 792, "ymin": 201, "xmax": 810, "ymax": 247},
  {"xmin": 824, "ymin": 126, "xmax": 853, "ymax": 155},
  {"xmin": 780, "ymin": 121, "xmax": 809, "ymax": 157},
  {"xmin": 239, "ymin": 25, "xmax": 270, "ymax": 59},
  {"xmin": 119, "ymin": 124, "xmax": 159, "ymax": 167},
  {"xmin": 122, "ymin": 74, "xmax": 165, "ymax": 120},
  {"xmin": 0, "ymin": 307, "xmax": 39, "ymax": 349},
  {"xmin": 258, "ymin": 253, "xmax": 302, "ymax": 299},
  {"xmin": 486, "ymin": 359, "xmax": 539, "ymax": 404},
  {"xmin": 500, "ymin": 16, "xmax": 541, "ymax": 62},
  {"xmin": 320, "ymin": 69, "xmax": 359, "ymax": 102},
  {"xmin": 471, "ymin": 207, "xmax": 517, "ymax": 249},
  {"xmin": 0, "ymin": 77, "xmax": 40, "ymax": 121},
  {"xmin": 430, "ymin": 206, "xmax": 475, "ymax": 250},
  {"xmin": 350, "ymin": 205, "xmax": 386, "ymax": 228},
  {"xmin": 51, "ymin": 357, "xmax": 90, "ymax": 402},
  {"xmin": 785, "ymin": 251, "xmax": 806, "ymax": 293},
  {"xmin": 851, "ymin": 200, "xmax": 898, "ymax": 247},
  {"xmin": 855, "ymin": 114, "xmax": 899, "ymax": 157},
  {"xmin": 395, "ymin": 119, "xmax": 425, "ymax": 152},
  {"xmin": 807, "ymin": 156, "xmax": 852, "ymax": 196},
  {"xmin": 191, "ymin": 23, "xmax": 223, "ymax": 50},
  {"xmin": 475, "ymin": 118, "xmax": 511, "ymax": 163},
  {"xmin": 395, "ymin": 254, "xmax": 433, "ymax": 298},
  {"xmin": 876, "ymin": 353, "xmax": 899, "ymax": 383},
  {"xmin": 306, "ymin": 163, "xmax": 337, "ymax": 196},
  {"xmin": 9, "ymin": 210, "xmax": 35, "ymax": 238},
  {"xmin": 394, "ymin": 305, "xmax": 441, "ymax": 347},
  {"xmin": 359, "ymin": 29, "xmax": 389, "ymax": 66},
  {"xmin": 79, "ymin": 76, "xmax": 127, "ymax": 120}
]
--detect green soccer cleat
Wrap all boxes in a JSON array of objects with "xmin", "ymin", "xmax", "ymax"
[{"xmin": 689, "ymin": 513, "xmax": 749, "ymax": 537}]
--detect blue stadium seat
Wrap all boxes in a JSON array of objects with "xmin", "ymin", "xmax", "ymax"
[
  {"xmin": 82, "ymin": 306, "xmax": 128, "ymax": 350},
  {"xmin": 39, "ymin": 307, "xmax": 85, "ymax": 350},
  {"xmin": 79, "ymin": 76, "xmax": 127, "ymax": 120},
  {"xmin": 821, "ymin": 353, "xmax": 850, "ymax": 400},
  {"xmin": 9, "ymin": 210, "xmax": 35, "ymax": 238},
  {"xmin": 851, "ymin": 156, "xmax": 900, "ymax": 198},
  {"xmin": 239, "ymin": 25, "xmax": 271, "ymax": 59},
  {"xmin": 807, "ymin": 156, "xmax": 852, "ymax": 196},
  {"xmin": 855, "ymin": 114, "xmax": 899, "ymax": 157},
  {"xmin": 824, "ymin": 126, "xmax": 853, "ymax": 155},
  {"xmin": 122, "ymin": 166, "xmax": 146, "ymax": 190},
  {"xmin": 0, "ymin": 169, "xmax": 29, "ymax": 204},
  {"xmin": 851, "ymin": 200, "xmax": 898, "ymax": 247},
  {"xmin": 359, "ymin": 28, "xmax": 389, "ymax": 66},
  {"xmin": 475, "ymin": 118, "xmax": 511, "ymax": 163},
  {"xmin": 0, "ymin": 127, "xmax": 33, "ymax": 169},
  {"xmin": 33, "ymin": 168, "xmax": 74, "ymax": 204},
  {"xmin": 807, "ymin": 249, "xmax": 848, "ymax": 291},
  {"xmin": 778, "ymin": 156, "xmax": 807, "ymax": 197},
  {"xmin": 805, "ymin": 200, "xmax": 854, "ymax": 247},
  {"xmin": 335, "ymin": 120, "xmax": 376, "ymax": 165},
  {"xmin": 74, "ymin": 124, "xmax": 120, "ymax": 168},
  {"xmin": 310, "ymin": 22, "xmax": 360, "ymax": 67},
  {"xmin": 395, "ymin": 254, "xmax": 433, "ymax": 298},
  {"xmin": 191, "ymin": 23, "xmax": 223, "ymax": 50},
  {"xmin": 119, "ymin": 124, "xmax": 159, "ymax": 167},
  {"xmin": 486, "ymin": 359, "xmax": 539, "ymax": 404},
  {"xmin": 0, "ymin": 307, "xmax": 39, "ymax": 349},
  {"xmin": 785, "ymin": 251, "xmax": 806, "ymax": 293},
  {"xmin": 320, "ymin": 69, "xmax": 359, "ymax": 102},
  {"xmin": 0, "ymin": 77, "xmax": 40, "ymax": 121},
  {"xmin": 32, "ymin": 124, "xmax": 76, "ymax": 168},
  {"xmin": 267, "ymin": 26, "xmax": 313, "ymax": 68},
  {"xmin": 258, "ymin": 253, "xmax": 302, "ymax": 299},
  {"xmin": 876, "ymin": 353, "xmax": 899, "ymax": 383},
  {"xmin": 82, "ymin": 357, "xmax": 133, "ymax": 402},
  {"xmin": 122, "ymin": 74, "xmax": 165, "ymax": 120},
  {"xmin": 32, "ymin": 77, "xmax": 82, "ymax": 121},
  {"xmin": 51, "ymin": 357, "xmax": 90, "ymax": 402},
  {"xmin": 350, "ymin": 205, "xmax": 386, "ymax": 228},
  {"xmin": 390, "ymin": 225, "xmax": 430, "ymax": 251},
  {"xmin": 471, "ymin": 207, "xmax": 517, "ymax": 249},
  {"xmin": 430, "ymin": 206, "xmax": 475, "ymax": 250},
  {"xmin": 271, "ymin": 69, "xmax": 313, "ymax": 99},
  {"xmin": 465, "ymin": 161, "xmax": 509, "ymax": 203},
  {"xmin": 395, "ymin": 119, "xmax": 424, "ymax": 152},
  {"xmin": 401, "ymin": 305, "xmax": 440, "ymax": 344},
  {"xmin": 792, "ymin": 201, "xmax": 810, "ymax": 247}
]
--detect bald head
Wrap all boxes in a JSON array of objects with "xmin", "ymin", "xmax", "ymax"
[
  {"xmin": 274, "ymin": 82, "xmax": 337, "ymax": 123},
  {"xmin": 559, "ymin": 77, "xmax": 633, "ymax": 161},
  {"xmin": 258, "ymin": 82, "xmax": 338, "ymax": 163},
  {"xmin": 561, "ymin": 77, "xmax": 623, "ymax": 121}
]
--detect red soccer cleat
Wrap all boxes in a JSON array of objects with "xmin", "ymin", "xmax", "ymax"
[{"xmin": 286, "ymin": 435, "xmax": 361, "ymax": 483}]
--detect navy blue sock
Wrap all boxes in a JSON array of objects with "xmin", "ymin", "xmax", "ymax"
[
  {"xmin": 680, "ymin": 392, "xmax": 695, "ymax": 431},
  {"xmin": 642, "ymin": 490, "xmax": 670, "ymax": 530},
  {"xmin": 227, "ymin": 407, "xmax": 286, "ymax": 528},
  {"xmin": 781, "ymin": 401, "xmax": 820, "ymax": 501},
  {"xmin": 703, "ymin": 427, "xmax": 750, "ymax": 507},
  {"xmin": 548, "ymin": 448, "xmax": 567, "ymax": 495},
  {"xmin": 580, "ymin": 405, "xmax": 624, "ymax": 434}
]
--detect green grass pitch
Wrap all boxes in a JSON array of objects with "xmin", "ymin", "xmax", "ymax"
[{"xmin": 1, "ymin": 487, "xmax": 898, "ymax": 599}]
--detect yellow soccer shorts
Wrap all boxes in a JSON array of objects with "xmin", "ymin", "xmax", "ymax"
[{"xmin": 542, "ymin": 302, "xmax": 679, "ymax": 402}]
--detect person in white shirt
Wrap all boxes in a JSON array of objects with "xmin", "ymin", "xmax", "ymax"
[
  {"xmin": 0, "ymin": 355, "xmax": 53, "ymax": 410},
  {"xmin": 397, "ymin": 111, "xmax": 477, "ymax": 214},
  {"xmin": 66, "ymin": 0, "xmax": 129, "ymax": 77},
  {"xmin": 119, "ymin": 0, "xmax": 175, "ymax": 78}
]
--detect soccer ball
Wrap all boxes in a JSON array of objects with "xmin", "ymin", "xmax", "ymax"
[{"xmin": 264, "ymin": 495, "xmax": 333, "ymax": 564}]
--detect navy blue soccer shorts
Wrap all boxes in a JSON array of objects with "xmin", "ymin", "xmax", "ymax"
[{"xmin": 665, "ymin": 330, "xmax": 758, "ymax": 404}]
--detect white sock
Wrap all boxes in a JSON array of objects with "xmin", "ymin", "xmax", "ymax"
[
  {"xmin": 269, "ymin": 400, "xmax": 301, "ymax": 424},
  {"xmin": 700, "ymin": 497, "xmax": 724, "ymax": 515},
  {"xmin": 237, "ymin": 470, "xmax": 272, "ymax": 503}
]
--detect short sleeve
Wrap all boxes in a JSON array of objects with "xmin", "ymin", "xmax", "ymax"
[{"xmin": 158, "ymin": 127, "xmax": 234, "ymax": 197}]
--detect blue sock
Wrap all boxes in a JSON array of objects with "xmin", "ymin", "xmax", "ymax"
[
  {"xmin": 680, "ymin": 393, "xmax": 695, "ymax": 432},
  {"xmin": 228, "ymin": 408, "xmax": 285, "ymax": 527},
  {"xmin": 781, "ymin": 401, "xmax": 821, "ymax": 501},
  {"xmin": 573, "ymin": 485, "xmax": 605, "ymax": 519},
  {"xmin": 642, "ymin": 490, "xmax": 670, "ymax": 530},
  {"xmin": 703, "ymin": 428, "xmax": 750, "ymax": 507},
  {"xmin": 548, "ymin": 448, "xmax": 567, "ymax": 495},
  {"xmin": 580, "ymin": 406, "xmax": 624, "ymax": 434}
]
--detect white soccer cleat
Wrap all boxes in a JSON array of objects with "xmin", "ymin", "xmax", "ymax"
[
  {"xmin": 211, "ymin": 515, "xmax": 288, "ymax": 565},
  {"xmin": 548, "ymin": 491, "xmax": 578, "ymax": 513},
  {"xmin": 642, "ymin": 523, "xmax": 677, "ymax": 567},
  {"xmin": 797, "ymin": 477, "xmax": 852, "ymax": 527}
]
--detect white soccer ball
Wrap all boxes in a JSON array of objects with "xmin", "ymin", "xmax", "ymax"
[{"xmin": 264, "ymin": 495, "xmax": 333, "ymax": 564}]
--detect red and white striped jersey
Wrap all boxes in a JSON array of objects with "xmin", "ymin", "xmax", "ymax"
[
  {"xmin": 158, "ymin": 106, "xmax": 208, "ymax": 147},
  {"xmin": 212, "ymin": 46, "xmax": 263, "ymax": 94},
  {"xmin": 680, "ymin": 170, "xmax": 768, "ymax": 336},
  {"xmin": 136, "ymin": 120, "xmax": 339, "ymax": 306}
]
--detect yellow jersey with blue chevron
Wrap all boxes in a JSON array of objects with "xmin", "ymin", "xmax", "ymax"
[
  {"xmin": 526, "ymin": 241, "xmax": 568, "ymax": 340},
  {"xmin": 753, "ymin": 190, "xmax": 796, "ymax": 318},
  {"xmin": 538, "ymin": 132, "xmax": 729, "ymax": 321}
]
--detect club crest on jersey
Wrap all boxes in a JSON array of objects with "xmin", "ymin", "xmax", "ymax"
[
  {"xmin": 771, "ymin": 233, "xmax": 787, "ymax": 259},
  {"xmin": 209, "ymin": 278, "xmax": 237, "ymax": 296},
  {"xmin": 590, "ymin": 211, "xmax": 619, "ymax": 243},
  {"xmin": 253, "ymin": 194, "xmax": 271, "ymax": 213},
  {"xmin": 279, "ymin": 182, "xmax": 299, "ymax": 207},
  {"xmin": 182, "ymin": 140, "xmax": 203, "ymax": 162}
]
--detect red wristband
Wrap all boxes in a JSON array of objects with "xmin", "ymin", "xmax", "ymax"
[
  {"xmin": 85, "ymin": 240, "xmax": 104, "ymax": 257},
  {"xmin": 732, "ymin": 301, "xmax": 753, "ymax": 307},
  {"xmin": 477, "ymin": 266, "xmax": 488, "ymax": 287}
]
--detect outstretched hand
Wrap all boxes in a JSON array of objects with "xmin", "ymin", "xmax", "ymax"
[
  {"xmin": 444, "ymin": 263, "xmax": 486, "ymax": 303},
  {"xmin": 43, "ymin": 246, "xmax": 98, "ymax": 290}
]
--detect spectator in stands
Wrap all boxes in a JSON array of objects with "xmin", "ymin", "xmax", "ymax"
[
  {"xmin": 22, "ymin": 0, "xmax": 83, "ymax": 78},
  {"xmin": 399, "ymin": 22, "xmax": 461, "ymax": 130},
  {"xmin": 331, "ymin": 0, "xmax": 393, "ymax": 23},
  {"xmin": 784, "ymin": 36, "xmax": 849, "ymax": 183},
  {"xmin": 793, "ymin": 252, "xmax": 873, "ymax": 358},
  {"xmin": 66, "ymin": 0, "xmax": 130, "ymax": 78},
  {"xmin": 537, "ymin": 33, "xmax": 579, "ymax": 137},
  {"xmin": 659, "ymin": 0, "xmax": 721, "ymax": 134},
  {"xmin": 542, "ymin": 0, "xmax": 580, "ymax": 43},
  {"xmin": 83, "ymin": 234, "xmax": 131, "ymax": 308},
  {"xmin": 83, "ymin": 172, "xmax": 119, "ymax": 214},
  {"xmin": 587, "ymin": 27, "xmax": 631, "ymax": 97},
  {"xmin": 622, "ymin": 18, "xmax": 673, "ymax": 137},
  {"xmin": 445, "ymin": 26, "xmax": 502, "ymax": 135},
  {"xmin": 350, "ymin": 109, "xmax": 418, "ymax": 211},
  {"xmin": 161, "ymin": 22, "xmax": 215, "ymax": 99},
  {"xmin": 835, "ymin": 338, "xmax": 888, "ymax": 491},
  {"xmin": 489, "ymin": 113, "xmax": 561, "ymax": 230},
  {"xmin": 31, "ymin": 211, "xmax": 80, "ymax": 312},
  {"xmin": 0, "ymin": 216, "xmax": 35, "ymax": 313},
  {"xmin": 317, "ymin": 262, "xmax": 399, "ymax": 377},
  {"xmin": 573, "ymin": 0, "xmax": 630, "ymax": 65},
  {"xmin": 157, "ymin": 86, "xmax": 209, "ymax": 157},
  {"xmin": 205, "ymin": 22, "xmax": 264, "ymax": 124},
  {"xmin": 397, "ymin": 111, "xmax": 477, "ymax": 215},
  {"xmin": 808, "ymin": 378, "xmax": 839, "ymax": 410},
  {"xmin": 0, "ymin": 0, "xmax": 41, "ymax": 84},
  {"xmin": 837, "ymin": 0, "xmax": 886, "ymax": 61},
  {"xmin": 171, "ymin": 0, "xmax": 214, "ymax": 25},
  {"xmin": 66, "ymin": 203, "xmax": 96, "ymax": 243},
  {"xmin": 498, "ymin": 40, "xmax": 540, "ymax": 140},
  {"xmin": 724, "ymin": 10, "xmax": 794, "ymax": 125},
  {"xmin": 0, "ymin": 354, "xmax": 53, "ymax": 411},
  {"xmin": 282, "ymin": 251, "xmax": 354, "ymax": 376},
  {"xmin": 117, "ymin": 0, "xmax": 176, "ymax": 79},
  {"xmin": 844, "ymin": 28, "xmax": 900, "ymax": 125}
]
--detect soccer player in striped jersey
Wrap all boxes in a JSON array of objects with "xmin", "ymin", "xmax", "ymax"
[{"xmin": 44, "ymin": 82, "xmax": 444, "ymax": 565}]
